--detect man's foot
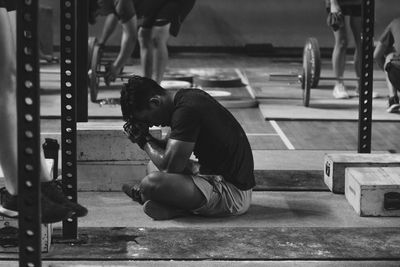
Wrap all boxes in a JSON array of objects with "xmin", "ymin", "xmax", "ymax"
[
  {"xmin": 143, "ymin": 200, "xmax": 189, "ymax": 220},
  {"xmin": 333, "ymin": 83, "xmax": 350, "ymax": 99},
  {"xmin": 122, "ymin": 183, "xmax": 144, "ymax": 205},
  {"xmin": 0, "ymin": 188, "xmax": 74, "ymax": 224},
  {"xmin": 387, "ymin": 95, "xmax": 400, "ymax": 113},
  {"xmin": 41, "ymin": 181, "xmax": 88, "ymax": 217}
]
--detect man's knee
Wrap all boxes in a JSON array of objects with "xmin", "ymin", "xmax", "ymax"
[
  {"xmin": 138, "ymin": 27, "xmax": 152, "ymax": 47},
  {"xmin": 152, "ymin": 24, "xmax": 170, "ymax": 46}
]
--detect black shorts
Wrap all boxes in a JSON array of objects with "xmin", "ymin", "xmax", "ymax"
[
  {"xmin": 326, "ymin": 5, "xmax": 361, "ymax": 17},
  {"xmin": 386, "ymin": 57, "xmax": 400, "ymax": 90},
  {"xmin": 137, "ymin": 0, "xmax": 195, "ymax": 37},
  {"xmin": 0, "ymin": 0, "xmax": 16, "ymax": 11}
]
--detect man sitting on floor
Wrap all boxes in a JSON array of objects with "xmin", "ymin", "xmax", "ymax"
[
  {"xmin": 120, "ymin": 76, "xmax": 255, "ymax": 220},
  {"xmin": 374, "ymin": 17, "xmax": 400, "ymax": 113}
]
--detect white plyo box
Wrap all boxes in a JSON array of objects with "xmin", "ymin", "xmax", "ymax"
[
  {"xmin": 345, "ymin": 167, "xmax": 400, "ymax": 217},
  {"xmin": 324, "ymin": 153, "xmax": 400, "ymax": 194}
]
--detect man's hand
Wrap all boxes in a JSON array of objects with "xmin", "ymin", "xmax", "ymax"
[
  {"xmin": 104, "ymin": 63, "xmax": 123, "ymax": 86},
  {"xmin": 123, "ymin": 121, "xmax": 150, "ymax": 150}
]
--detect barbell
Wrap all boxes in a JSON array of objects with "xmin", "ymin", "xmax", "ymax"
[{"xmin": 271, "ymin": 37, "xmax": 387, "ymax": 107}]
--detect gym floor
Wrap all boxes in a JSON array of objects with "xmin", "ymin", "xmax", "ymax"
[{"xmin": 1, "ymin": 52, "xmax": 400, "ymax": 266}]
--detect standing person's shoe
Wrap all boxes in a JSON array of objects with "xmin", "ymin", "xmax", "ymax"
[
  {"xmin": 41, "ymin": 181, "xmax": 88, "ymax": 217},
  {"xmin": 333, "ymin": 83, "xmax": 350, "ymax": 99},
  {"xmin": 387, "ymin": 95, "xmax": 400, "ymax": 113},
  {"xmin": 143, "ymin": 200, "xmax": 189, "ymax": 220},
  {"xmin": 122, "ymin": 184, "xmax": 144, "ymax": 205},
  {"xmin": 0, "ymin": 188, "xmax": 74, "ymax": 224}
]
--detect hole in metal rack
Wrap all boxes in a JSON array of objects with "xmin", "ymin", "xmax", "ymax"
[
  {"xmin": 26, "ymin": 246, "xmax": 34, "ymax": 253},
  {"xmin": 65, "ymin": 70, "xmax": 71, "ymax": 76},
  {"xmin": 25, "ymin": 114, "xmax": 33, "ymax": 122},
  {"xmin": 66, "ymin": 82, "xmax": 72, "ymax": 87},
  {"xmin": 24, "ymin": 13, "xmax": 32, "ymax": 22},
  {"xmin": 363, "ymin": 135, "xmax": 367, "ymax": 140},
  {"xmin": 67, "ymin": 184, "xmax": 73, "ymax": 189},
  {"xmin": 25, "ymin": 164, "xmax": 34, "ymax": 171},
  {"xmin": 66, "ymin": 162, "xmax": 72, "ymax": 167},
  {"xmin": 66, "ymin": 150, "xmax": 72, "ymax": 156},
  {"xmin": 65, "ymin": 36, "xmax": 72, "ymax": 42},
  {"xmin": 65, "ymin": 59, "xmax": 71, "ymax": 64},
  {"xmin": 27, "ymin": 262, "xmax": 34, "ymax": 267},
  {"xmin": 363, "ymin": 126, "xmax": 367, "ymax": 131},
  {"xmin": 25, "ymin": 147, "xmax": 33, "ymax": 155},
  {"xmin": 66, "ymin": 116, "xmax": 72, "ymax": 122},
  {"xmin": 25, "ymin": 97, "xmax": 33, "ymax": 105},
  {"xmin": 364, "ymin": 99, "xmax": 368, "ymax": 104},
  {"xmin": 25, "ymin": 181, "xmax": 33, "ymax": 187},
  {"xmin": 67, "ymin": 218, "xmax": 73, "ymax": 222},
  {"xmin": 363, "ymin": 144, "xmax": 367, "ymax": 148},
  {"xmin": 66, "ymin": 173, "xmax": 72, "ymax": 178},
  {"xmin": 25, "ymin": 130, "xmax": 33, "ymax": 138},
  {"xmin": 24, "ymin": 47, "xmax": 32, "ymax": 55},
  {"xmin": 25, "ymin": 0, "xmax": 32, "ymax": 5},
  {"xmin": 24, "ymin": 30, "xmax": 32, "ymax": 39},
  {"xmin": 363, "ymin": 108, "xmax": 368, "ymax": 113},
  {"xmin": 66, "ymin": 139, "xmax": 72, "ymax": 144},
  {"xmin": 65, "ymin": 24, "xmax": 71, "ymax": 30},
  {"xmin": 66, "ymin": 127, "xmax": 72, "ymax": 132},
  {"xmin": 26, "ymin": 230, "xmax": 34, "ymax": 236},
  {"xmin": 66, "ymin": 93, "xmax": 72, "ymax": 99},
  {"xmin": 66, "ymin": 105, "xmax": 72, "ymax": 110},
  {"xmin": 25, "ymin": 80, "xmax": 33, "ymax": 88},
  {"xmin": 65, "ymin": 1, "xmax": 71, "ymax": 7},
  {"xmin": 67, "ymin": 196, "xmax": 73, "ymax": 200}
]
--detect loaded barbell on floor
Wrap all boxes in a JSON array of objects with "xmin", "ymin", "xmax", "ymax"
[{"xmin": 271, "ymin": 37, "xmax": 387, "ymax": 107}]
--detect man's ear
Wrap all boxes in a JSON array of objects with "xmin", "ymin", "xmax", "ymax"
[{"xmin": 148, "ymin": 95, "xmax": 161, "ymax": 108}]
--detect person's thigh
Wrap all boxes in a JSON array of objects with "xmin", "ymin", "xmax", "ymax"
[
  {"xmin": 0, "ymin": 8, "xmax": 15, "ymax": 81},
  {"xmin": 140, "ymin": 171, "xmax": 205, "ymax": 210},
  {"xmin": 191, "ymin": 174, "xmax": 252, "ymax": 217}
]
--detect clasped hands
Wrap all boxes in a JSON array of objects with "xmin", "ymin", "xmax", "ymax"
[{"xmin": 123, "ymin": 120, "xmax": 152, "ymax": 150}]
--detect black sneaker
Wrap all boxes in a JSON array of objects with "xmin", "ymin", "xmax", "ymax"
[
  {"xmin": 387, "ymin": 95, "xmax": 400, "ymax": 113},
  {"xmin": 41, "ymin": 181, "xmax": 88, "ymax": 218},
  {"xmin": 122, "ymin": 183, "xmax": 144, "ymax": 205},
  {"xmin": 0, "ymin": 188, "xmax": 74, "ymax": 224}
]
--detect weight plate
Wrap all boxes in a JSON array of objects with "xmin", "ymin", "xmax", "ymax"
[
  {"xmin": 88, "ymin": 37, "xmax": 97, "ymax": 70},
  {"xmin": 303, "ymin": 37, "xmax": 321, "ymax": 88},
  {"xmin": 303, "ymin": 47, "xmax": 312, "ymax": 107},
  {"xmin": 196, "ymin": 73, "xmax": 243, "ymax": 87},
  {"xmin": 160, "ymin": 80, "xmax": 192, "ymax": 90},
  {"xmin": 89, "ymin": 44, "xmax": 102, "ymax": 102},
  {"xmin": 204, "ymin": 90, "xmax": 232, "ymax": 97},
  {"xmin": 164, "ymin": 71, "xmax": 194, "ymax": 84}
]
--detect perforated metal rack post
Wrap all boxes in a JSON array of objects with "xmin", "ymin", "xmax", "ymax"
[
  {"xmin": 357, "ymin": 0, "xmax": 374, "ymax": 153},
  {"xmin": 17, "ymin": 0, "xmax": 42, "ymax": 265},
  {"xmin": 60, "ymin": 0, "xmax": 78, "ymax": 238},
  {"xmin": 76, "ymin": 0, "xmax": 88, "ymax": 122}
]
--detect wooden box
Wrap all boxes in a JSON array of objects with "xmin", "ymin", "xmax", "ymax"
[
  {"xmin": 324, "ymin": 153, "xmax": 400, "ymax": 194},
  {"xmin": 345, "ymin": 167, "xmax": 400, "ymax": 216}
]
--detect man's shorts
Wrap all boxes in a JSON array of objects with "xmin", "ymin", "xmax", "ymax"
[
  {"xmin": 0, "ymin": 0, "xmax": 16, "ymax": 11},
  {"xmin": 386, "ymin": 54, "xmax": 400, "ymax": 90},
  {"xmin": 137, "ymin": 0, "xmax": 195, "ymax": 36},
  {"xmin": 326, "ymin": 5, "xmax": 361, "ymax": 17},
  {"xmin": 190, "ymin": 174, "xmax": 252, "ymax": 217},
  {"xmin": 97, "ymin": 0, "xmax": 137, "ymax": 23}
]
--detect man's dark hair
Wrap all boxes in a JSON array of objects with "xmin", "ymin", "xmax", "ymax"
[{"xmin": 120, "ymin": 75, "xmax": 166, "ymax": 121}]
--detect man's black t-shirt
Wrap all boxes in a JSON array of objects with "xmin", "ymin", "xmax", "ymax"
[{"xmin": 169, "ymin": 89, "xmax": 255, "ymax": 191}]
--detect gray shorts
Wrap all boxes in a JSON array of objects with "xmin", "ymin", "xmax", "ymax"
[{"xmin": 191, "ymin": 174, "xmax": 252, "ymax": 217}]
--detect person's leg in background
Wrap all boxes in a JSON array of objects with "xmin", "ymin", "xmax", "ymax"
[
  {"xmin": 331, "ymin": 16, "xmax": 350, "ymax": 99},
  {"xmin": 152, "ymin": 22, "xmax": 170, "ymax": 83}
]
